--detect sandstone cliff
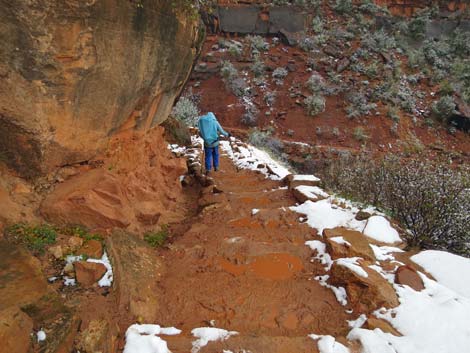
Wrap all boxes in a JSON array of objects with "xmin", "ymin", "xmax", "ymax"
[{"xmin": 0, "ymin": 0, "xmax": 203, "ymax": 179}]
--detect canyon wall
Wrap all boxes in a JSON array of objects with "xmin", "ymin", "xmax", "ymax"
[{"xmin": 0, "ymin": 0, "xmax": 203, "ymax": 179}]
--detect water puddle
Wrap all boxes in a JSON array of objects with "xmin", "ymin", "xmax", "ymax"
[{"xmin": 218, "ymin": 253, "xmax": 303, "ymax": 280}]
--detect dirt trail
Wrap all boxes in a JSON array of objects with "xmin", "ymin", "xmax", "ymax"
[{"xmin": 154, "ymin": 153, "xmax": 350, "ymax": 353}]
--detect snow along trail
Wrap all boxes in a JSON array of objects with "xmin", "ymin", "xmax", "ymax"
[{"xmin": 139, "ymin": 136, "xmax": 470, "ymax": 353}]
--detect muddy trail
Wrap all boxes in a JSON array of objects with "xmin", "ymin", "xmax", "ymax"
[{"xmin": 150, "ymin": 145, "xmax": 351, "ymax": 353}]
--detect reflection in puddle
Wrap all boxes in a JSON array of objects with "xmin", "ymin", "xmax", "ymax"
[{"xmin": 218, "ymin": 253, "xmax": 303, "ymax": 280}]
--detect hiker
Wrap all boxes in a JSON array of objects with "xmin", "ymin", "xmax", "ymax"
[{"xmin": 198, "ymin": 112, "xmax": 230, "ymax": 174}]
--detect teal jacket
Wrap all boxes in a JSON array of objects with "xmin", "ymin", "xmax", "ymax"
[{"xmin": 198, "ymin": 112, "xmax": 229, "ymax": 147}]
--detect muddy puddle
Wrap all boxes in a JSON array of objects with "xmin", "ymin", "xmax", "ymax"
[{"xmin": 218, "ymin": 253, "xmax": 304, "ymax": 280}]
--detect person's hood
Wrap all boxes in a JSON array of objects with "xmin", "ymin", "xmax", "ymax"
[{"xmin": 207, "ymin": 112, "xmax": 216, "ymax": 120}]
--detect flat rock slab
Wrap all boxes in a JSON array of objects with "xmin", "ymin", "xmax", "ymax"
[
  {"xmin": 106, "ymin": 230, "xmax": 164, "ymax": 322},
  {"xmin": 74, "ymin": 261, "xmax": 107, "ymax": 287},
  {"xmin": 330, "ymin": 262, "xmax": 399, "ymax": 313},
  {"xmin": 395, "ymin": 265, "xmax": 425, "ymax": 291},
  {"xmin": 0, "ymin": 240, "xmax": 50, "ymax": 310},
  {"xmin": 323, "ymin": 227, "xmax": 376, "ymax": 261}
]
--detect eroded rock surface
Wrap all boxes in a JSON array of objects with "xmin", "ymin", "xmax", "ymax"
[{"xmin": 0, "ymin": 0, "xmax": 202, "ymax": 178}]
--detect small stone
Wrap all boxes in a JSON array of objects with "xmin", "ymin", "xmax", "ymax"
[
  {"xmin": 48, "ymin": 245, "xmax": 63, "ymax": 259},
  {"xmin": 67, "ymin": 236, "xmax": 84, "ymax": 251},
  {"xmin": 355, "ymin": 210, "xmax": 372, "ymax": 221},
  {"xmin": 74, "ymin": 261, "xmax": 107, "ymax": 287},
  {"xmin": 64, "ymin": 262, "xmax": 75, "ymax": 276},
  {"xmin": 78, "ymin": 240, "xmax": 103, "ymax": 259},
  {"xmin": 395, "ymin": 265, "xmax": 425, "ymax": 291},
  {"xmin": 323, "ymin": 227, "xmax": 375, "ymax": 261}
]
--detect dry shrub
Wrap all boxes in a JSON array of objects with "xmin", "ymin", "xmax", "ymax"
[{"xmin": 317, "ymin": 155, "xmax": 470, "ymax": 256}]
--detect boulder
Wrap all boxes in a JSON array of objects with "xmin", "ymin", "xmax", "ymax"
[
  {"xmin": 0, "ymin": 1, "xmax": 202, "ymax": 179},
  {"xmin": 330, "ymin": 262, "xmax": 399, "ymax": 313},
  {"xmin": 0, "ymin": 307, "xmax": 33, "ymax": 353},
  {"xmin": 48, "ymin": 245, "xmax": 64, "ymax": 259},
  {"xmin": 73, "ymin": 261, "xmax": 107, "ymax": 287},
  {"xmin": 106, "ymin": 230, "xmax": 165, "ymax": 322},
  {"xmin": 0, "ymin": 240, "xmax": 50, "ymax": 310},
  {"xmin": 77, "ymin": 319, "xmax": 113, "ymax": 353},
  {"xmin": 41, "ymin": 127, "xmax": 189, "ymax": 234},
  {"xmin": 323, "ymin": 227, "xmax": 375, "ymax": 261},
  {"xmin": 395, "ymin": 265, "xmax": 425, "ymax": 291},
  {"xmin": 78, "ymin": 240, "xmax": 103, "ymax": 259},
  {"xmin": 355, "ymin": 210, "xmax": 372, "ymax": 221},
  {"xmin": 292, "ymin": 185, "xmax": 329, "ymax": 203},
  {"xmin": 283, "ymin": 174, "xmax": 321, "ymax": 190}
]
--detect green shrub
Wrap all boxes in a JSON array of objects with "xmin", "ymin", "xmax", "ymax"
[
  {"xmin": 247, "ymin": 35, "xmax": 269, "ymax": 52},
  {"xmin": 248, "ymin": 129, "xmax": 285, "ymax": 161},
  {"xmin": 452, "ymin": 59, "xmax": 470, "ymax": 104},
  {"xmin": 306, "ymin": 73, "xmax": 325, "ymax": 94},
  {"xmin": 62, "ymin": 226, "xmax": 103, "ymax": 242},
  {"xmin": 387, "ymin": 106, "xmax": 400, "ymax": 122},
  {"xmin": 304, "ymin": 94, "xmax": 326, "ymax": 116},
  {"xmin": 162, "ymin": 117, "xmax": 192, "ymax": 146},
  {"xmin": 333, "ymin": 0, "xmax": 353, "ymax": 14},
  {"xmin": 345, "ymin": 92, "xmax": 377, "ymax": 119},
  {"xmin": 144, "ymin": 225, "xmax": 169, "ymax": 248},
  {"xmin": 432, "ymin": 95, "xmax": 456, "ymax": 121},
  {"xmin": 171, "ymin": 97, "xmax": 200, "ymax": 126},
  {"xmin": 299, "ymin": 36, "xmax": 317, "ymax": 52},
  {"xmin": 311, "ymin": 16, "xmax": 324, "ymax": 33},
  {"xmin": 251, "ymin": 58, "xmax": 266, "ymax": 77},
  {"xmin": 352, "ymin": 127, "xmax": 369, "ymax": 142},
  {"xmin": 220, "ymin": 60, "xmax": 238, "ymax": 80},
  {"xmin": 5, "ymin": 223, "xmax": 57, "ymax": 254}
]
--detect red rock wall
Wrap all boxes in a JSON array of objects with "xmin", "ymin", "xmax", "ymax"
[
  {"xmin": 40, "ymin": 126, "xmax": 189, "ymax": 234},
  {"xmin": 0, "ymin": 0, "xmax": 203, "ymax": 179}
]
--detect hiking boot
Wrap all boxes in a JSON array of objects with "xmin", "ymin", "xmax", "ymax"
[
  {"xmin": 214, "ymin": 167, "xmax": 218, "ymax": 172},
  {"xmin": 205, "ymin": 170, "xmax": 211, "ymax": 176}
]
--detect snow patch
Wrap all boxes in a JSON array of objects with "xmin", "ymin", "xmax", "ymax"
[
  {"xmin": 370, "ymin": 245, "xmax": 403, "ymax": 261},
  {"xmin": 123, "ymin": 324, "xmax": 181, "ymax": 353},
  {"xmin": 347, "ymin": 314, "xmax": 367, "ymax": 329},
  {"xmin": 305, "ymin": 240, "xmax": 333, "ymax": 269},
  {"xmin": 291, "ymin": 200, "xmax": 366, "ymax": 235},
  {"xmin": 348, "ymin": 275, "xmax": 470, "ymax": 353},
  {"xmin": 330, "ymin": 236, "xmax": 351, "ymax": 247},
  {"xmin": 309, "ymin": 334, "xmax": 350, "ymax": 353},
  {"xmin": 336, "ymin": 257, "xmax": 368, "ymax": 278},
  {"xmin": 292, "ymin": 174, "xmax": 321, "ymax": 182},
  {"xmin": 411, "ymin": 250, "xmax": 470, "ymax": 298},
  {"xmin": 315, "ymin": 275, "xmax": 348, "ymax": 306},
  {"xmin": 191, "ymin": 327, "xmax": 238, "ymax": 353},
  {"xmin": 363, "ymin": 216, "xmax": 401, "ymax": 244},
  {"xmin": 37, "ymin": 330, "xmax": 46, "ymax": 342},
  {"xmin": 63, "ymin": 277, "xmax": 76, "ymax": 286},
  {"xmin": 220, "ymin": 140, "xmax": 290, "ymax": 180},
  {"xmin": 294, "ymin": 185, "xmax": 329, "ymax": 200}
]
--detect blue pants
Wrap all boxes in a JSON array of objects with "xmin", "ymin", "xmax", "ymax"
[{"xmin": 204, "ymin": 146, "xmax": 219, "ymax": 171}]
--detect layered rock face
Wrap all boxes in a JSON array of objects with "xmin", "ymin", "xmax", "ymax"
[
  {"xmin": 40, "ymin": 126, "xmax": 189, "ymax": 234},
  {"xmin": 0, "ymin": 0, "xmax": 202, "ymax": 179}
]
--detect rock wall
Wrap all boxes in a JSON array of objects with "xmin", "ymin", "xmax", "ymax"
[
  {"xmin": 0, "ymin": 0, "xmax": 203, "ymax": 179},
  {"xmin": 40, "ymin": 126, "xmax": 190, "ymax": 234},
  {"xmin": 376, "ymin": 0, "xmax": 468, "ymax": 16}
]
